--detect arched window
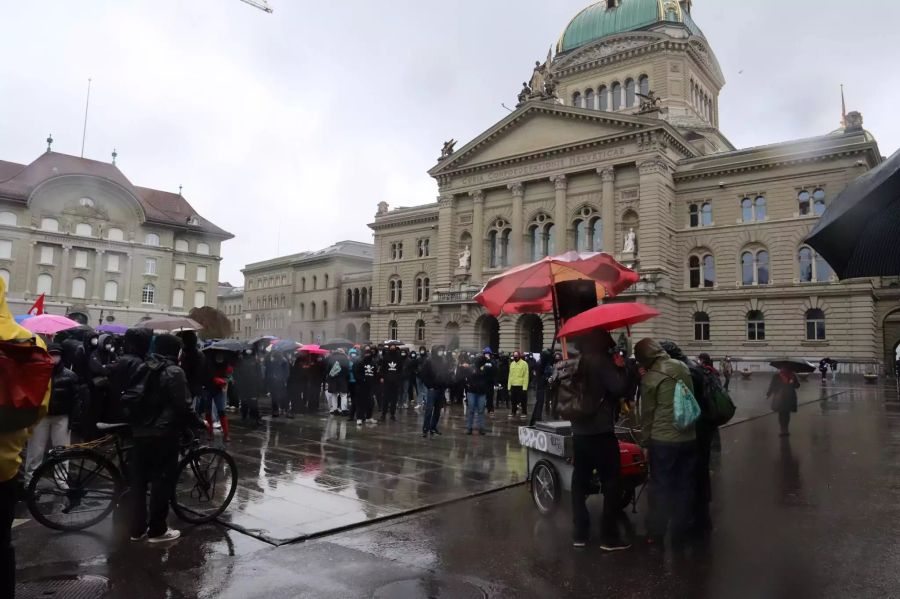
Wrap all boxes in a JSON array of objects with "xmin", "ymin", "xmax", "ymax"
[
  {"xmin": 353, "ymin": 288, "xmax": 360, "ymax": 309},
  {"xmin": 324, "ymin": 274, "xmax": 329, "ymax": 288},
  {"xmin": 488, "ymin": 230, "xmax": 499, "ymax": 268},
  {"xmin": 346, "ymin": 289, "xmax": 353, "ymax": 310},
  {"xmin": 545, "ymin": 223, "xmax": 556, "ymax": 256},
  {"xmin": 389, "ymin": 278, "xmax": 402, "ymax": 304},
  {"xmin": 175, "ymin": 239, "xmax": 189, "ymax": 252},
  {"xmin": 196, "ymin": 242, "xmax": 210, "ymax": 255},
  {"xmin": 36, "ymin": 273, "xmax": 52, "ymax": 295},
  {"xmin": 0, "ymin": 211, "xmax": 16, "ymax": 226},
  {"xmin": 301, "ymin": 277, "xmax": 306, "ymax": 291},
  {"xmin": 754, "ymin": 196, "xmax": 767, "ymax": 221},
  {"xmin": 574, "ymin": 220, "xmax": 588, "ymax": 251},
  {"xmin": 805, "ymin": 309, "xmax": 826, "ymax": 341},
  {"xmin": 0, "ymin": 269, "xmax": 9, "ymax": 286},
  {"xmin": 141, "ymin": 283, "xmax": 155, "ymax": 304},
  {"xmin": 703, "ymin": 255, "xmax": 716, "ymax": 287},
  {"xmin": 529, "ymin": 225, "xmax": 541, "ymax": 262},
  {"xmin": 741, "ymin": 198, "xmax": 753, "ymax": 222},
  {"xmin": 798, "ymin": 190, "xmax": 811, "ymax": 216},
  {"xmin": 71, "ymin": 277, "xmax": 86, "ymax": 299},
  {"xmin": 584, "ymin": 89, "xmax": 595, "ymax": 109},
  {"xmin": 813, "ymin": 188, "xmax": 826, "ymax": 216},
  {"xmin": 145, "ymin": 233, "xmax": 160, "ymax": 246},
  {"xmin": 311, "ymin": 302, "xmax": 317, "ymax": 320},
  {"xmin": 415, "ymin": 276, "xmax": 430, "ymax": 303},
  {"xmin": 689, "ymin": 204, "xmax": 699, "ymax": 228},
  {"xmin": 598, "ymin": 85, "xmax": 608, "ymax": 111},
  {"xmin": 323, "ymin": 300, "xmax": 328, "ymax": 319},
  {"xmin": 194, "ymin": 290, "xmax": 206, "ymax": 308},
  {"xmin": 611, "ymin": 82, "xmax": 622, "ymax": 110},
  {"xmin": 689, "ymin": 254, "xmax": 715, "ymax": 288},
  {"xmin": 591, "ymin": 217, "xmax": 603, "ymax": 252},
  {"xmin": 75, "ymin": 223, "xmax": 92, "ymax": 237},
  {"xmin": 312, "ymin": 275, "xmax": 317, "ymax": 290},
  {"xmin": 625, "ymin": 78, "xmax": 636, "ymax": 107},
  {"xmin": 757, "ymin": 251, "xmax": 770, "ymax": 284},
  {"xmin": 639, "ymin": 75, "xmax": 649, "ymax": 97},
  {"xmin": 572, "ymin": 91, "xmax": 582, "ymax": 108},
  {"xmin": 40, "ymin": 218, "xmax": 59, "ymax": 232},
  {"xmin": 388, "ymin": 320, "xmax": 398, "ymax": 341},
  {"xmin": 693, "ymin": 312, "xmax": 710, "ymax": 341},
  {"xmin": 747, "ymin": 310, "xmax": 765, "ymax": 341},
  {"xmin": 299, "ymin": 303, "xmax": 305, "ymax": 320},
  {"xmin": 701, "ymin": 202, "xmax": 713, "ymax": 226},
  {"xmin": 415, "ymin": 319, "xmax": 426, "ymax": 343},
  {"xmin": 798, "ymin": 246, "xmax": 832, "ymax": 283},
  {"xmin": 361, "ymin": 287, "xmax": 368, "ymax": 308},
  {"xmin": 742, "ymin": 250, "xmax": 770, "ymax": 286}
]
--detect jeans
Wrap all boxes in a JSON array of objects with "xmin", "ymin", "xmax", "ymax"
[
  {"xmin": 416, "ymin": 377, "xmax": 428, "ymax": 407},
  {"xmin": 1, "ymin": 477, "xmax": 16, "ymax": 599},
  {"xmin": 465, "ymin": 392, "xmax": 487, "ymax": 431},
  {"xmin": 24, "ymin": 415, "xmax": 70, "ymax": 484},
  {"xmin": 130, "ymin": 436, "xmax": 179, "ymax": 538},
  {"xmin": 423, "ymin": 388, "xmax": 444, "ymax": 432},
  {"xmin": 646, "ymin": 440, "xmax": 697, "ymax": 541},
  {"xmin": 510, "ymin": 386, "xmax": 527, "ymax": 415},
  {"xmin": 571, "ymin": 433, "xmax": 622, "ymax": 542},
  {"xmin": 355, "ymin": 384, "xmax": 375, "ymax": 420}
]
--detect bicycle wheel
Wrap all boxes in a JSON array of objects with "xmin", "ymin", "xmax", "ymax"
[
  {"xmin": 171, "ymin": 447, "xmax": 238, "ymax": 524},
  {"xmin": 26, "ymin": 449, "xmax": 123, "ymax": 531}
]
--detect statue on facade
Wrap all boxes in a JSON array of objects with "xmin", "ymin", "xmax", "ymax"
[
  {"xmin": 623, "ymin": 228, "xmax": 636, "ymax": 254},
  {"xmin": 458, "ymin": 245, "xmax": 471, "ymax": 270},
  {"xmin": 528, "ymin": 60, "xmax": 546, "ymax": 94},
  {"xmin": 376, "ymin": 201, "xmax": 389, "ymax": 216},
  {"xmin": 439, "ymin": 139, "xmax": 457, "ymax": 161},
  {"xmin": 517, "ymin": 82, "xmax": 532, "ymax": 106},
  {"xmin": 637, "ymin": 90, "xmax": 661, "ymax": 113}
]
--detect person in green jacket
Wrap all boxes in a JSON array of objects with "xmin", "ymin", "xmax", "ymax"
[
  {"xmin": 507, "ymin": 351, "xmax": 530, "ymax": 419},
  {"xmin": 634, "ymin": 338, "xmax": 698, "ymax": 548}
]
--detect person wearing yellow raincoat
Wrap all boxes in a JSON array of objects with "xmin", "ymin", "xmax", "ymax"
[{"xmin": 0, "ymin": 277, "xmax": 50, "ymax": 597}]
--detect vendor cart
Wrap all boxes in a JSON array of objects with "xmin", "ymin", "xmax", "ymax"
[{"xmin": 520, "ymin": 421, "xmax": 647, "ymax": 516}]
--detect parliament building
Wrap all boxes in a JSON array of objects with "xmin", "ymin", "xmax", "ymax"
[{"xmin": 367, "ymin": 0, "xmax": 896, "ymax": 371}]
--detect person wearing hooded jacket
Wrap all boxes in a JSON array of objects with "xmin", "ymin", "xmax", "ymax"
[
  {"xmin": 325, "ymin": 349, "xmax": 351, "ymax": 416},
  {"xmin": 353, "ymin": 347, "xmax": 379, "ymax": 425},
  {"xmin": 379, "ymin": 343, "xmax": 404, "ymax": 421},
  {"xmin": 128, "ymin": 333, "xmax": 194, "ymax": 544},
  {"xmin": 507, "ymin": 351, "xmax": 530, "ymax": 418},
  {"xmin": 421, "ymin": 345, "xmax": 452, "ymax": 437},
  {"xmin": 634, "ymin": 338, "xmax": 697, "ymax": 547},
  {"xmin": 0, "ymin": 277, "xmax": 50, "ymax": 596},
  {"xmin": 108, "ymin": 329, "xmax": 152, "ymax": 423}
]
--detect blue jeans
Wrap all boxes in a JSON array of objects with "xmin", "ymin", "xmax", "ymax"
[
  {"xmin": 416, "ymin": 377, "xmax": 428, "ymax": 407},
  {"xmin": 646, "ymin": 440, "xmax": 697, "ymax": 541},
  {"xmin": 423, "ymin": 388, "xmax": 444, "ymax": 432},
  {"xmin": 466, "ymin": 392, "xmax": 486, "ymax": 431}
]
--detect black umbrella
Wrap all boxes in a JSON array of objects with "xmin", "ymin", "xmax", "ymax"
[
  {"xmin": 806, "ymin": 147, "xmax": 899, "ymax": 278},
  {"xmin": 271, "ymin": 339, "xmax": 299, "ymax": 354},
  {"xmin": 203, "ymin": 339, "xmax": 244, "ymax": 353},
  {"xmin": 770, "ymin": 358, "xmax": 816, "ymax": 374},
  {"xmin": 321, "ymin": 338, "xmax": 355, "ymax": 350}
]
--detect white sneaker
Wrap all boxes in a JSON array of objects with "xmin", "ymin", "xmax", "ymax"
[
  {"xmin": 357, "ymin": 419, "xmax": 363, "ymax": 425},
  {"xmin": 148, "ymin": 529, "xmax": 181, "ymax": 544},
  {"xmin": 367, "ymin": 418, "xmax": 378, "ymax": 424},
  {"xmin": 130, "ymin": 532, "xmax": 147, "ymax": 542}
]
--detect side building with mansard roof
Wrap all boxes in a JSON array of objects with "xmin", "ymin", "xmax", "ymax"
[
  {"xmin": 0, "ymin": 149, "xmax": 232, "ymax": 326},
  {"xmin": 369, "ymin": 0, "xmax": 896, "ymax": 370}
]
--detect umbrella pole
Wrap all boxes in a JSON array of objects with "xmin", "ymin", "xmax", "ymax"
[{"xmin": 549, "ymin": 281, "xmax": 568, "ymax": 360}]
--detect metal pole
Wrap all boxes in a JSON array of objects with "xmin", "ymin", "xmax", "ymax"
[{"xmin": 81, "ymin": 78, "xmax": 92, "ymax": 158}]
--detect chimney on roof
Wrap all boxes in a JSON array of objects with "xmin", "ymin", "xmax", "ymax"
[
  {"xmin": 111, "ymin": 148, "xmax": 117, "ymax": 165},
  {"xmin": 178, "ymin": 184, "xmax": 183, "ymax": 196},
  {"xmin": 46, "ymin": 134, "xmax": 53, "ymax": 153}
]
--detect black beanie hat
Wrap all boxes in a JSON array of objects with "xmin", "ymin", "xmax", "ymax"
[{"xmin": 154, "ymin": 334, "xmax": 183, "ymax": 359}]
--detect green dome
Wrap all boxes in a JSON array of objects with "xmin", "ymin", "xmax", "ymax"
[{"xmin": 557, "ymin": 0, "xmax": 705, "ymax": 54}]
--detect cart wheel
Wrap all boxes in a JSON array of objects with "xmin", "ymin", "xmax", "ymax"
[{"xmin": 531, "ymin": 460, "xmax": 561, "ymax": 516}]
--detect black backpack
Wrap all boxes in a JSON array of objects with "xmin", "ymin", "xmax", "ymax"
[
  {"xmin": 695, "ymin": 366, "xmax": 736, "ymax": 426},
  {"xmin": 121, "ymin": 363, "xmax": 162, "ymax": 424},
  {"xmin": 550, "ymin": 357, "xmax": 602, "ymax": 421}
]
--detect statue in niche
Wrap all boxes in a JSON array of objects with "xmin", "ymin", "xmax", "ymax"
[
  {"xmin": 623, "ymin": 228, "xmax": 636, "ymax": 254},
  {"xmin": 458, "ymin": 245, "xmax": 471, "ymax": 270}
]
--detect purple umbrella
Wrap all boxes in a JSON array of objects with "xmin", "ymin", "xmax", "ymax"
[{"xmin": 97, "ymin": 324, "xmax": 128, "ymax": 335}]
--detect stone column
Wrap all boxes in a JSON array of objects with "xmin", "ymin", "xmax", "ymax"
[
  {"xmin": 470, "ymin": 190, "xmax": 485, "ymax": 283},
  {"xmin": 599, "ymin": 167, "xmax": 616, "ymax": 254},
  {"xmin": 637, "ymin": 157, "xmax": 675, "ymax": 273},
  {"xmin": 551, "ymin": 175, "xmax": 568, "ymax": 253},
  {"xmin": 59, "ymin": 246, "xmax": 71, "ymax": 297},
  {"xmin": 92, "ymin": 250, "xmax": 105, "ymax": 300},
  {"xmin": 435, "ymin": 195, "xmax": 455, "ymax": 288},
  {"xmin": 508, "ymin": 182, "xmax": 525, "ymax": 264}
]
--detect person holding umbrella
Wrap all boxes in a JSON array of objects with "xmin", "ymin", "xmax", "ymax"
[{"xmin": 768, "ymin": 360, "xmax": 804, "ymax": 436}]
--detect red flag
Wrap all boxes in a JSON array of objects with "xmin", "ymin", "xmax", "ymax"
[{"xmin": 27, "ymin": 294, "xmax": 45, "ymax": 316}]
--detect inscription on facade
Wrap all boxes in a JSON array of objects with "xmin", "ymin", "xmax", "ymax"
[
  {"xmin": 458, "ymin": 214, "xmax": 474, "ymax": 225},
  {"xmin": 457, "ymin": 147, "xmax": 627, "ymax": 187}
]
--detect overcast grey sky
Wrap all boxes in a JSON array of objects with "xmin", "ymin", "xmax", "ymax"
[{"xmin": 2, "ymin": 1, "xmax": 897, "ymax": 283}]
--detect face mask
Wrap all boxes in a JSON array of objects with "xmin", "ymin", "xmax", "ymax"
[
  {"xmin": 91, "ymin": 338, "xmax": 99, "ymax": 347},
  {"xmin": 436, "ymin": 351, "xmax": 445, "ymax": 357},
  {"xmin": 513, "ymin": 356, "xmax": 520, "ymax": 362},
  {"xmin": 484, "ymin": 354, "xmax": 491, "ymax": 360}
]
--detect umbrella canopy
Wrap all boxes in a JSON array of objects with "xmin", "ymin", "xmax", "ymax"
[
  {"xmin": 806, "ymin": 147, "xmax": 900, "ymax": 278},
  {"xmin": 320, "ymin": 339, "xmax": 355, "ymax": 350},
  {"xmin": 14, "ymin": 315, "xmax": 31, "ymax": 324},
  {"xmin": 382, "ymin": 339, "xmax": 404, "ymax": 346},
  {"xmin": 271, "ymin": 339, "xmax": 300, "ymax": 353},
  {"xmin": 97, "ymin": 324, "xmax": 128, "ymax": 335},
  {"xmin": 137, "ymin": 317, "xmax": 203, "ymax": 332},
  {"xmin": 556, "ymin": 302, "xmax": 660, "ymax": 339},
  {"xmin": 21, "ymin": 314, "xmax": 81, "ymax": 336},
  {"xmin": 474, "ymin": 251, "xmax": 638, "ymax": 316},
  {"xmin": 769, "ymin": 358, "xmax": 816, "ymax": 374},
  {"xmin": 53, "ymin": 325, "xmax": 95, "ymax": 343},
  {"xmin": 204, "ymin": 339, "xmax": 245, "ymax": 353},
  {"xmin": 299, "ymin": 344, "xmax": 330, "ymax": 356}
]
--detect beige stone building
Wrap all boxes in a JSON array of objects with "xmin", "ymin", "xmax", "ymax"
[
  {"xmin": 241, "ymin": 241, "xmax": 373, "ymax": 343},
  {"xmin": 369, "ymin": 0, "xmax": 894, "ymax": 370},
  {"xmin": 0, "ymin": 148, "xmax": 231, "ymax": 326},
  {"xmin": 217, "ymin": 283, "xmax": 245, "ymax": 338}
]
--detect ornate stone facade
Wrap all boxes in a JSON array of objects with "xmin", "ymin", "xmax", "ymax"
[{"xmin": 369, "ymin": 2, "xmax": 895, "ymax": 370}]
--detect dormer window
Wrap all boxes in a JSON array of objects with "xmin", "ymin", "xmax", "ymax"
[
  {"xmin": 606, "ymin": 0, "xmax": 617, "ymax": 8},
  {"xmin": 79, "ymin": 197, "xmax": 94, "ymax": 208},
  {"xmin": 186, "ymin": 216, "xmax": 199, "ymax": 226}
]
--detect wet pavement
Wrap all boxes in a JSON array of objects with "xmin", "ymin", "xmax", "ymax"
[{"xmin": 15, "ymin": 376, "xmax": 900, "ymax": 597}]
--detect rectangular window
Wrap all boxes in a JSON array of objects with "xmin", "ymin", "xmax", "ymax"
[
  {"xmin": 107, "ymin": 254, "xmax": 120, "ymax": 273},
  {"xmin": 145, "ymin": 258, "xmax": 157, "ymax": 275},
  {"xmin": 74, "ymin": 250, "xmax": 88, "ymax": 269},
  {"xmin": 0, "ymin": 240, "xmax": 11, "ymax": 260},
  {"xmin": 39, "ymin": 246, "xmax": 54, "ymax": 265},
  {"xmin": 196, "ymin": 265, "xmax": 207, "ymax": 283},
  {"xmin": 694, "ymin": 322, "xmax": 710, "ymax": 341},
  {"xmin": 174, "ymin": 263, "xmax": 186, "ymax": 280},
  {"xmin": 172, "ymin": 288, "xmax": 184, "ymax": 308}
]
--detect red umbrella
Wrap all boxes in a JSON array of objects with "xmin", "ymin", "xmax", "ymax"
[
  {"xmin": 474, "ymin": 251, "xmax": 638, "ymax": 317},
  {"xmin": 299, "ymin": 344, "xmax": 330, "ymax": 356},
  {"xmin": 556, "ymin": 302, "xmax": 659, "ymax": 339}
]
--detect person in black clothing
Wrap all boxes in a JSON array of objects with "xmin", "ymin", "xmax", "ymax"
[
  {"xmin": 178, "ymin": 331, "xmax": 207, "ymax": 414},
  {"xmin": 461, "ymin": 354, "xmax": 492, "ymax": 435},
  {"xmin": 421, "ymin": 345, "xmax": 452, "ymax": 437},
  {"xmin": 379, "ymin": 343, "xmax": 403, "ymax": 421},
  {"xmin": 570, "ymin": 329, "xmax": 629, "ymax": 551},
  {"xmin": 353, "ymin": 347, "xmax": 379, "ymax": 425},
  {"xmin": 108, "ymin": 329, "xmax": 153, "ymax": 422},
  {"xmin": 128, "ymin": 334, "xmax": 194, "ymax": 544},
  {"xmin": 497, "ymin": 353, "xmax": 510, "ymax": 409},
  {"xmin": 236, "ymin": 348, "xmax": 264, "ymax": 423},
  {"xmin": 531, "ymin": 349, "xmax": 554, "ymax": 425},
  {"xmin": 402, "ymin": 350, "xmax": 418, "ymax": 408}
]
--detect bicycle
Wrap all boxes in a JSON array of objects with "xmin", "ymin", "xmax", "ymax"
[{"xmin": 25, "ymin": 422, "xmax": 238, "ymax": 532}]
